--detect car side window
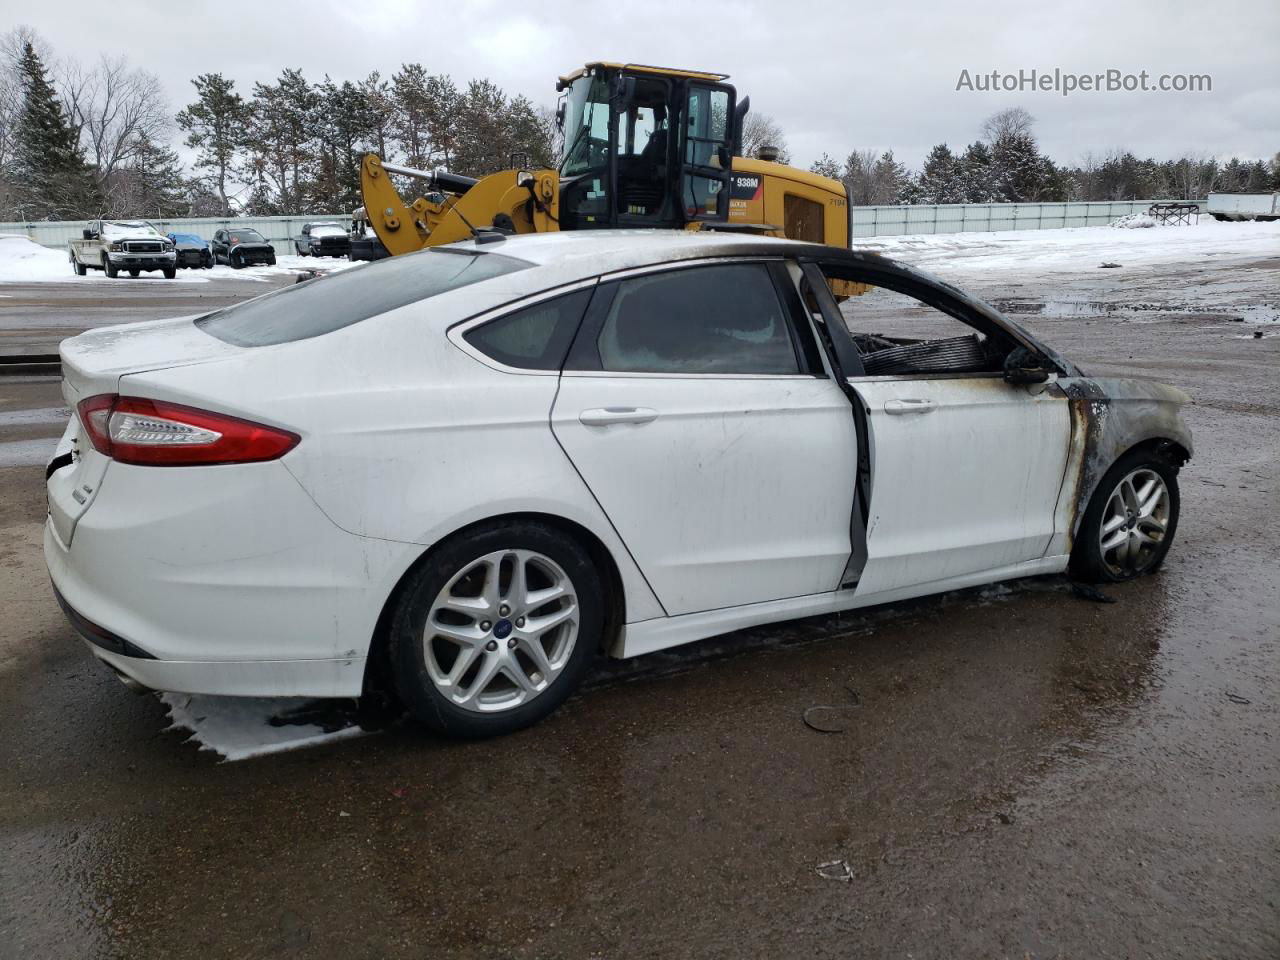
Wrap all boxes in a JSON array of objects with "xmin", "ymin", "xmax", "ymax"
[
  {"xmin": 463, "ymin": 288, "xmax": 594, "ymax": 371},
  {"xmin": 584, "ymin": 263, "xmax": 801, "ymax": 376},
  {"xmin": 815, "ymin": 263, "xmax": 1012, "ymax": 378}
]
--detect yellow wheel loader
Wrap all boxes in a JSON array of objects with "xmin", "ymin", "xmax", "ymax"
[{"xmin": 359, "ymin": 62, "xmax": 852, "ymax": 256}]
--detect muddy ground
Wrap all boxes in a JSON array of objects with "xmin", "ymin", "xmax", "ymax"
[{"xmin": 0, "ymin": 247, "xmax": 1277, "ymax": 959}]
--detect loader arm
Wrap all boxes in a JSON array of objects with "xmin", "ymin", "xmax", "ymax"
[{"xmin": 360, "ymin": 154, "xmax": 560, "ymax": 255}]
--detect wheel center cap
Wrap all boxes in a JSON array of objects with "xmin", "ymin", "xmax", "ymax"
[{"xmin": 493, "ymin": 619, "xmax": 513, "ymax": 640}]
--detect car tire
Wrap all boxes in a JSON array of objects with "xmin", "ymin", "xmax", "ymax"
[
  {"xmin": 163, "ymin": 267, "xmax": 176, "ymax": 279},
  {"xmin": 298, "ymin": 246, "xmax": 308, "ymax": 256},
  {"xmin": 72, "ymin": 258, "xmax": 86, "ymax": 276},
  {"xmin": 388, "ymin": 520, "xmax": 605, "ymax": 738},
  {"xmin": 202, "ymin": 253, "xmax": 212, "ymax": 269},
  {"xmin": 231, "ymin": 253, "xmax": 243, "ymax": 269},
  {"xmin": 128, "ymin": 269, "xmax": 140, "ymax": 277},
  {"xmin": 1069, "ymin": 448, "xmax": 1181, "ymax": 583},
  {"xmin": 104, "ymin": 258, "xmax": 118, "ymax": 278}
]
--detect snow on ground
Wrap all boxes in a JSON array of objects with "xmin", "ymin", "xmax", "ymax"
[
  {"xmin": 856, "ymin": 217, "xmax": 1280, "ymax": 277},
  {"xmin": 161, "ymin": 693, "xmax": 368, "ymax": 762},
  {"xmin": 0, "ymin": 234, "xmax": 359, "ymax": 284}
]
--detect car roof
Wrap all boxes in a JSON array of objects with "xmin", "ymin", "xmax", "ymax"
[{"xmin": 433, "ymin": 229, "xmax": 1071, "ymax": 372}]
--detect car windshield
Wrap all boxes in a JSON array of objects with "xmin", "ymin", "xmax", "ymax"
[
  {"xmin": 230, "ymin": 230, "xmax": 265, "ymax": 243},
  {"xmin": 196, "ymin": 248, "xmax": 533, "ymax": 347},
  {"xmin": 103, "ymin": 220, "xmax": 161, "ymax": 236}
]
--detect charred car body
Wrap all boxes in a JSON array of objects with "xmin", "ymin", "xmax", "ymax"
[
  {"xmin": 44, "ymin": 232, "xmax": 1191, "ymax": 738},
  {"xmin": 167, "ymin": 233, "xmax": 213, "ymax": 269},
  {"xmin": 211, "ymin": 227, "xmax": 277, "ymax": 268},
  {"xmin": 348, "ymin": 208, "xmax": 389, "ymax": 262}
]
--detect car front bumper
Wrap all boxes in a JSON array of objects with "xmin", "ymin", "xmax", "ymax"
[
  {"xmin": 44, "ymin": 458, "xmax": 417, "ymax": 698},
  {"xmin": 107, "ymin": 252, "xmax": 176, "ymax": 269}
]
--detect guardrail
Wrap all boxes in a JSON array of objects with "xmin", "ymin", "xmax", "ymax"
[{"xmin": 0, "ymin": 353, "xmax": 61, "ymax": 377}]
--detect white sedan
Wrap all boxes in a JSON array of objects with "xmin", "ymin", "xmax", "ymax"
[{"xmin": 45, "ymin": 231, "xmax": 1192, "ymax": 737}]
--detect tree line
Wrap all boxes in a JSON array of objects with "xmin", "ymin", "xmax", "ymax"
[
  {"xmin": 0, "ymin": 27, "xmax": 555, "ymax": 220},
  {"xmin": 0, "ymin": 27, "xmax": 1277, "ymax": 223},
  {"xmin": 810, "ymin": 107, "xmax": 1280, "ymax": 206}
]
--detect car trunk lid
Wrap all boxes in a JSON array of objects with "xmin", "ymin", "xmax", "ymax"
[{"xmin": 49, "ymin": 316, "xmax": 244, "ymax": 543}]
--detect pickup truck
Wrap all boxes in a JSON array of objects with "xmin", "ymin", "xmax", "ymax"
[
  {"xmin": 69, "ymin": 220, "xmax": 177, "ymax": 278},
  {"xmin": 295, "ymin": 221, "xmax": 351, "ymax": 257},
  {"xmin": 1206, "ymin": 192, "xmax": 1280, "ymax": 222}
]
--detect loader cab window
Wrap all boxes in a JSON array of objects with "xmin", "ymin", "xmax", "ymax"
[
  {"xmin": 614, "ymin": 77, "xmax": 673, "ymax": 223},
  {"xmin": 559, "ymin": 74, "xmax": 610, "ymax": 179},
  {"xmin": 682, "ymin": 85, "xmax": 733, "ymax": 220},
  {"xmin": 558, "ymin": 73, "xmax": 613, "ymax": 230}
]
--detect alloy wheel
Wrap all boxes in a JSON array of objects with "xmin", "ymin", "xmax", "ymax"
[
  {"xmin": 423, "ymin": 549, "xmax": 579, "ymax": 713},
  {"xmin": 1098, "ymin": 467, "xmax": 1170, "ymax": 578}
]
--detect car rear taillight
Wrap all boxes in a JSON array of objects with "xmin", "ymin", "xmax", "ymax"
[{"xmin": 76, "ymin": 394, "xmax": 299, "ymax": 466}]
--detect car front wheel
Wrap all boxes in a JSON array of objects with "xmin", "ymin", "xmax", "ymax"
[
  {"xmin": 1070, "ymin": 449, "xmax": 1181, "ymax": 582},
  {"xmin": 388, "ymin": 521, "xmax": 603, "ymax": 737}
]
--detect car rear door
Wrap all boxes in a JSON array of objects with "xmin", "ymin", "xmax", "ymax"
[
  {"xmin": 802, "ymin": 263, "xmax": 1071, "ymax": 599},
  {"xmin": 550, "ymin": 259, "xmax": 857, "ymax": 617}
]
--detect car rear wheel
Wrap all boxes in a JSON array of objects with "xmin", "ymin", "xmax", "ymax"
[
  {"xmin": 1070, "ymin": 449, "xmax": 1180, "ymax": 583},
  {"xmin": 71, "ymin": 257, "xmax": 86, "ymax": 276},
  {"xmin": 388, "ymin": 521, "xmax": 603, "ymax": 738}
]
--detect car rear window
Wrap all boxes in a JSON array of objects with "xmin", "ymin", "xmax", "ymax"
[{"xmin": 196, "ymin": 248, "xmax": 533, "ymax": 347}]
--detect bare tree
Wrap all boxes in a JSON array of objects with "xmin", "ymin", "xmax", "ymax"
[
  {"xmin": 841, "ymin": 148, "xmax": 880, "ymax": 204},
  {"xmin": 981, "ymin": 106, "xmax": 1035, "ymax": 143},
  {"xmin": 740, "ymin": 112, "xmax": 790, "ymax": 163},
  {"xmin": 59, "ymin": 55, "xmax": 171, "ymax": 206}
]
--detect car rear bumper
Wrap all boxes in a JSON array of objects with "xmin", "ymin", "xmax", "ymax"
[{"xmin": 43, "ymin": 459, "xmax": 418, "ymax": 698}]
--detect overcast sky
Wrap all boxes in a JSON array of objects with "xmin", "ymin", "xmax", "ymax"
[{"xmin": 15, "ymin": 0, "xmax": 1280, "ymax": 169}]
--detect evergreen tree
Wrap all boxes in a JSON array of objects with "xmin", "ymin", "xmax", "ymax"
[
  {"xmin": 176, "ymin": 73, "xmax": 248, "ymax": 215},
  {"xmin": 957, "ymin": 142, "xmax": 1001, "ymax": 202},
  {"xmin": 809, "ymin": 153, "xmax": 841, "ymax": 180},
  {"xmin": 108, "ymin": 133, "xmax": 188, "ymax": 217},
  {"xmin": 913, "ymin": 144, "xmax": 967, "ymax": 204},
  {"xmin": 11, "ymin": 41, "xmax": 97, "ymax": 218}
]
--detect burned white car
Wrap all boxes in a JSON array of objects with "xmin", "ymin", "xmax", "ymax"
[{"xmin": 46, "ymin": 232, "xmax": 1191, "ymax": 737}]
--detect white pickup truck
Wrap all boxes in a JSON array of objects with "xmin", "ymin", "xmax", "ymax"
[
  {"xmin": 69, "ymin": 219, "xmax": 177, "ymax": 278},
  {"xmin": 1206, "ymin": 192, "xmax": 1280, "ymax": 222}
]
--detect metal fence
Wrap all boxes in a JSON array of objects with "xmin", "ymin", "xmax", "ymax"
[
  {"xmin": 849, "ymin": 200, "xmax": 1191, "ymax": 237},
  {"xmin": 0, "ymin": 214, "xmax": 352, "ymax": 254},
  {"xmin": 1, "ymin": 200, "xmax": 1200, "ymax": 249}
]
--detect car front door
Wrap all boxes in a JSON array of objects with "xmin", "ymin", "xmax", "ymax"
[
  {"xmin": 212, "ymin": 230, "xmax": 225, "ymax": 260},
  {"xmin": 551, "ymin": 259, "xmax": 857, "ymax": 617},
  {"xmin": 803, "ymin": 263, "xmax": 1072, "ymax": 600}
]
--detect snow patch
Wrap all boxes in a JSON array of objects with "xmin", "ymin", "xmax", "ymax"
[
  {"xmin": 162, "ymin": 693, "xmax": 368, "ymax": 762},
  {"xmin": 0, "ymin": 233, "xmax": 360, "ymax": 284},
  {"xmin": 1109, "ymin": 213, "xmax": 1157, "ymax": 229}
]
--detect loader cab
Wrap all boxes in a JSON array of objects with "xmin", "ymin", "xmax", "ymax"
[{"xmin": 556, "ymin": 63, "xmax": 737, "ymax": 231}]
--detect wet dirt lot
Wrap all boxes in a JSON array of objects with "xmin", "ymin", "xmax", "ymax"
[{"xmin": 1, "ymin": 245, "xmax": 1277, "ymax": 959}]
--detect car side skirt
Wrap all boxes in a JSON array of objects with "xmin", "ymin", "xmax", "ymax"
[{"xmin": 614, "ymin": 555, "xmax": 1069, "ymax": 658}]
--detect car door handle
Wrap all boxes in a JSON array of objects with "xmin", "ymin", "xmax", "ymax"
[
  {"xmin": 578, "ymin": 407, "xmax": 659, "ymax": 427},
  {"xmin": 884, "ymin": 398, "xmax": 937, "ymax": 415}
]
